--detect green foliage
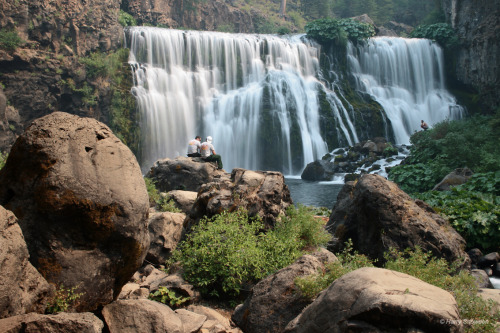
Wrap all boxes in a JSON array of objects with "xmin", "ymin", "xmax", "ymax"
[
  {"xmin": 0, "ymin": 29, "xmax": 24, "ymax": 51},
  {"xmin": 159, "ymin": 194, "xmax": 182, "ymax": 213},
  {"xmin": 410, "ymin": 23, "xmax": 459, "ymax": 49},
  {"xmin": 79, "ymin": 52, "xmax": 109, "ymax": 79},
  {"xmin": 295, "ymin": 239, "xmax": 374, "ymax": 299},
  {"xmin": 144, "ymin": 177, "xmax": 180, "ymax": 212},
  {"xmin": 118, "ymin": 10, "xmax": 137, "ymax": 27},
  {"xmin": 171, "ymin": 206, "xmax": 331, "ymax": 299},
  {"xmin": 382, "ymin": 142, "xmax": 398, "ymax": 157},
  {"xmin": 45, "ymin": 285, "xmax": 83, "ymax": 313},
  {"xmin": 389, "ymin": 115, "xmax": 500, "ymax": 194},
  {"xmin": 145, "ymin": 177, "xmax": 161, "ymax": 204},
  {"xmin": 305, "ymin": 18, "xmax": 348, "ymax": 47},
  {"xmin": 277, "ymin": 26, "xmax": 290, "ymax": 35},
  {"xmin": 305, "ymin": 18, "xmax": 375, "ymax": 47},
  {"xmin": 416, "ymin": 187, "xmax": 500, "ymax": 252},
  {"xmin": 385, "ymin": 247, "xmax": 500, "ymax": 333},
  {"xmin": 149, "ymin": 286, "xmax": 190, "ymax": 308},
  {"xmin": 0, "ymin": 152, "xmax": 8, "ymax": 170}
]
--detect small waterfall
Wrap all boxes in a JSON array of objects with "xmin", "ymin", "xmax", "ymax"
[
  {"xmin": 348, "ymin": 37, "xmax": 465, "ymax": 144},
  {"xmin": 126, "ymin": 27, "xmax": 357, "ymax": 173}
]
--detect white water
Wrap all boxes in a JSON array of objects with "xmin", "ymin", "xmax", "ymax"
[
  {"xmin": 348, "ymin": 37, "xmax": 465, "ymax": 144},
  {"xmin": 127, "ymin": 27, "xmax": 359, "ymax": 173},
  {"xmin": 127, "ymin": 28, "xmax": 464, "ymax": 173}
]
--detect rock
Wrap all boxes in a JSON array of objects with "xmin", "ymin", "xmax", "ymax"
[
  {"xmin": 186, "ymin": 305, "xmax": 231, "ymax": 331},
  {"xmin": 232, "ymin": 249, "xmax": 337, "ymax": 333},
  {"xmin": 0, "ymin": 312, "xmax": 104, "ymax": 333},
  {"xmin": 327, "ymin": 174, "xmax": 470, "ymax": 268},
  {"xmin": 284, "ymin": 267, "xmax": 463, "ymax": 333},
  {"xmin": 385, "ymin": 21, "xmax": 413, "ymax": 35},
  {"xmin": 470, "ymin": 269, "xmax": 494, "ymax": 289},
  {"xmin": 146, "ymin": 156, "xmax": 226, "ymax": 192},
  {"xmin": 478, "ymin": 252, "xmax": 500, "ymax": 269},
  {"xmin": 477, "ymin": 288, "xmax": 500, "ymax": 316},
  {"xmin": 117, "ymin": 282, "xmax": 150, "ymax": 300},
  {"xmin": 433, "ymin": 168, "xmax": 474, "ymax": 191},
  {"xmin": 168, "ymin": 190, "xmax": 198, "ymax": 213},
  {"xmin": 467, "ymin": 248, "xmax": 483, "ymax": 267},
  {"xmin": 0, "ymin": 206, "xmax": 53, "ymax": 318},
  {"xmin": 175, "ymin": 309, "xmax": 207, "ymax": 333},
  {"xmin": 0, "ymin": 112, "xmax": 150, "ymax": 311},
  {"xmin": 192, "ymin": 168, "xmax": 292, "ymax": 228},
  {"xmin": 148, "ymin": 272, "xmax": 202, "ymax": 304},
  {"xmin": 147, "ymin": 211, "xmax": 186, "ymax": 265},
  {"xmin": 301, "ymin": 160, "xmax": 336, "ymax": 181},
  {"xmin": 102, "ymin": 299, "xmax": 183, "ymax": 333}
]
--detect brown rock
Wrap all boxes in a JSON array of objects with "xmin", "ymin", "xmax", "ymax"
[
  {"xmin": 433, "ymin": 168, "xmax": 474, "ymax": 191},
  {"xmin": 167, "ymin": 190, "xmax": 198, "ymax": 214},
  {"xmin": 232, "ymin": 249, "xmax": 337, "ymax": 333},
  {"xmin": 147, "ymin": 211, "xmax": 186, "ymax": 265},
  {"xmin": 0, "ymin": 206, "xmax": 53, "ymax": 318},
  {"xmin": 0, "ymin": 112, "xmax": 150, "ymax": 312},
  {"xmin": 284, "ymin": 267, "xmax": 463, "ymax": 333},
  {"xmin": 0, "ymin": 312, "xmax": 104, "ymax": 333},
  {"xmin": 327, "ymin": 174, "xmax": 470, "ymax": 268}
]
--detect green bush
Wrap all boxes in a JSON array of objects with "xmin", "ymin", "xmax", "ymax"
[
  {"xmin": 144, "ymin": 177, "xmax": 181, "ymax": 212},
  {"xmin": 0, "ymin": 29, "xmax": 24, "ymax": 51},
  {"xmin": 118, "ymin": 10, "xmax": 137, "ymax": 27},
  {"xmin": 0, "ymin": 152, "xmax": 8, "ymax": 170},
  {"xmin": 171, "ymin": 206, "xmax": 331, "ymax": 299},
  {"xmin": 45, "ymin": 285, "xmax": 83, "ymax": 313},
  {"xmin": 410, "ymin": 23, "xmax": 458, "ymax": 49},
  {"xmin": 305, "ymin": 18, "xmax": 375, "ymax": 47},
  {"xmin": 416, "ymin": 187, "xmax": 500, "ymax": 252},
  {"xmin": 149, "ymin": 286, "xmax": 190, "ymax": 308}
]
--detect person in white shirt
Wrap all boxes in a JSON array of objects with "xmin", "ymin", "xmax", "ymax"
[
  {"xmin": 187, "ymin": 136, "xmax": 202, "ymax": 157},
  {"xmin": 200, "ymin": 136, "xmax": 223, "ymax": 170}
]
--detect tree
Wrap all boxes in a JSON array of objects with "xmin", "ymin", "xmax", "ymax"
[{"xmin": 279, "ymin": 0, "xmax": 287, "ymax": 17}]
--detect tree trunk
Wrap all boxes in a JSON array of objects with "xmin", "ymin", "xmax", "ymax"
[{"xmin": 279, "ymin": 0, "xmax": 287, "ymax": 17}]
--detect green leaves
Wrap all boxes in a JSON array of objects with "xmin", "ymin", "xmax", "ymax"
[
  {"xmin": 410, "ymin": 23, "xmax": 459, "ymax": 49},
  {"xmin": 305, "ymin": 18, "xmax": 375, "ymax": 47},
  {"xmin": 0, "ymin": 29, "xmax": 24, "ymax": 51},
  {"xmin": 149, "ymin": 287, "xmax": 190, "ymax": 308}
]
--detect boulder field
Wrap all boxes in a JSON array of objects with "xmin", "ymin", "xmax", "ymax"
[{"xmin": 0, "ymin": 112, "xmax": 498, "ymax": 332}]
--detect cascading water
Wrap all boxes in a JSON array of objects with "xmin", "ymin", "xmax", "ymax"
[
  {"xmin": 126, "ymin": 27, "xmax": 358, "ymax": 174},
  {"xmin": 347, "ymin": 37, "xmax": 465, "ymax": 144}
]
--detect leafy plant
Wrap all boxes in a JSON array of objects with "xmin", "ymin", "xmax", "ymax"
[
  {"xmin": 410, "ymin": 23, "xmax": 458, "ymax": 49},
  {"xmin": 45, "ymin": 284, "xmax": 83, "ymax": 313},
  {"xmin": 0, "ymin": 29, "xmax": 24, "ymax": 51},
  {"xmin": 118, "ymin": 10, "xmax": 137, "ymax": 27},
  {"xmin": 305, "ymin": 18, "xmax": 348, "ymax": 47},
  {"xmin": 171, "ymin": 206, "xmax": 331, "ymax": 299},
  {"xmin": 149, "ymin": 286, "xmax": 190, "ymax": 308},
  {"xmin": 0, "ymin": 152, "xmax": 8, "ymax": 170},
  {"xmin": 158, "ymin": 194, "xmax": 182, "ymax": 213},
  {"xmin": 337, "ymin": 18, "xmax": 376, "ymax": 44}
]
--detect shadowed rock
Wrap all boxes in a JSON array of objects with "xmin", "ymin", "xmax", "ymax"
[{"xmin": 0, "ymin": 112, "xmax": 150, "ymax": 311}]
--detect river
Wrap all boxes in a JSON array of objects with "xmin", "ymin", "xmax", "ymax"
[{"xmin": 285, "ymin": 177, "xmax": 344, "ymax": 209}]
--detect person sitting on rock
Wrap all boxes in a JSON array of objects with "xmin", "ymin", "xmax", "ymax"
[
  {"xmin": 187, "ymin": 135, "xmax": 202, "ymax": 157},
  {"xmin": 421, "ymin": 120, "xmax": 429, "ymax": 130},
  {"xmin": 200, "ymin": 136, "xmax": 223, "ymax": 170}
]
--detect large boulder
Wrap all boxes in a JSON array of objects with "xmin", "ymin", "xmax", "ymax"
[
  {"xmin": 301, "ymin": 160, "xmax": 337, "ymax": 181},
  {"xmin": 0, "ymin": 206, "xmax": 53, "ymax": 318},
  {"xmin": 147, "ymin": 211, "xmax": 186, "ymax": 266},
  {"xmin": 0, "ymin": 112, "xmax": 150, "ymax": 311},
  {"xmin": 284, "ymin": 267, "xmax": 463, "ymax": 333},
  {"xmin": 192, "ymin": 168, "xmax": 293, "ymax": 228},
  {"xmin": 0, "ymin": 312, "xmax": 104, "ymax": 333},
  {"xmin": 232, "ymin": 249, "xmax": 337, "ymax": 333},
  {"xmin": 327, "ymin": 174, "xmax": 469, "ymax": 268},
  {"xmin": 167, "ymin": 190, "xmax": 198, "ymax": 214},
  {"xmin": 433, "ymin": 168, "xmax": 474, "ymax": 191},
  {"xmin": 146, "ymin": 156, "xmax": 225, "ymax": 192}
]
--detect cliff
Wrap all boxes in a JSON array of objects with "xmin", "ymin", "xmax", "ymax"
[{"xmin": 441, "ymin": 0, "xmax": 500, "ymax": 113}]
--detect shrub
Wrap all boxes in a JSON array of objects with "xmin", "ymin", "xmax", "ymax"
[
  {"xmin": 45, "ymin": 284, "xmax": 83, "ymax": 313},
  {"xmin": 305, "ymin": 18, "xmax": 375, "ymax": 47},
  {"xmin": 149, "ymin": 286, "xmax": 190, "ymax": 308},
  {"xmin": 0, "ymin": 152, "xmax": 8, "ymax": 170},
  {"xmin": 118, "ymin": 10, "xmax": 137, "ymax": 27},
  {"xmin": 171, "ymin": 206, "xmax": 331, "ymax": 299},
  {"xmin": 337, "ymin": 19, "xmax": 376, "ymax": 44},
  {"xmin": 0, "ymin": 29, "xmax": 24, "ymax": 51},
  {"xmin": 410, "ymin": 23, "xmax": 458, "ymax": 49},
  {"xmin": 143, "ymin": 177, "xmax": 181, "ymax": 212}
]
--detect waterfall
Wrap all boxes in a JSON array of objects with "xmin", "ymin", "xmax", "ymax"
[
  {"xmin": 126, "ymin": 27, "xmax": 358, "ymax": 174},
  {"xmin": 347, "ymin": 37, "xmax": 465, "ymax": 144},
  {"xmin": 126, "ymin": 28, "xmax": 464, "ymax": 173}
]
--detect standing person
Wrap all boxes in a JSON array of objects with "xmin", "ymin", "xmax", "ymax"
[
  {"xmin": 200, "ymin": 136, "xmax": 223, "ymax": 170},
  {"xmin": 187, "ymin": 136, "xmax": 202, "ymax": 157},
  {"xmin": 421, "ymin": 120, "xmax": 429, "ymax": 130}
]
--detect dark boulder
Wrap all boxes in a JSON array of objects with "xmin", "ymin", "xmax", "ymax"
[
  {"xmin": 327, "ymin": 174, "xmax": 470, "ymax": 268},
  {"xmin": 0, "ymin": 112, "xmax": 150, "ymax": 311},
  {"xmin": 301, "ymin": 159, "xmax": 337, "ymax": 181},
  {"xmin": 432, "ymin": 168, "xmax": 474, "ymax": 191}
]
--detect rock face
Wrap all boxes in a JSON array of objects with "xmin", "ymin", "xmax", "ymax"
[
  {"xmin": 441, "ymin": 0, "xmax": 500, "ymax": 112},
  {"xmin": 147, "ymin": 157, "xmax": 225, "ymax": 192},
  {"xmin": 192, "ymin": 168, "xmax": 293, "ymax": 228},
  {"xmin": 147, "ymin": 211, "xmax": 186, "ymax": 265},
  {"xmin": 0, "ymin": 312, "xmax": 104, "ymax": 333},
  {"xmin": 284, "ymin": 267, "xmax": 463, "ymax": 333},
  {"xmin": 232, "ymin": 249, "xmax": 338, "ymax": 333},
  {"xmin": 327, "ymin": 174, "xmax": 469, "ymax": 268},
  {"xmin": 0, "ymin": 206, "xmax": 53, "ymax": 318},
  {"xmin": 126, "ymin": 0, "xmax": 254, "ymax": 32},
  {"xmin": 0, "ymin": 112, "xmax": 150, "ymax": 311}
]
